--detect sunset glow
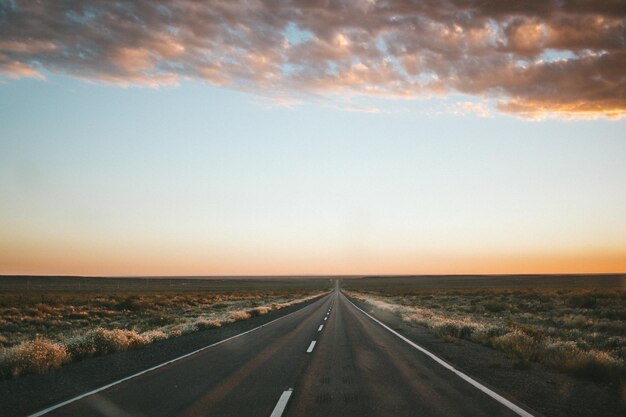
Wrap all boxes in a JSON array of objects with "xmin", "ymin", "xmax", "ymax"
[{"xmin": 1, "ymin": 1, "xmax": 625, "ymax": 276}]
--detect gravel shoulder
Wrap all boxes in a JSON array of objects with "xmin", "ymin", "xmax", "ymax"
[
  {"xmin": 0, "ymin": 294, "xmax": 327, "ymax": 417},
  {"xmin": 347, "ymin": 294, "xmax": 625, "ymax": 417}
]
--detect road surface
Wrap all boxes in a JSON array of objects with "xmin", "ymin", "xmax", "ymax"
[{"xmin": 31, "ymin": 286, "xmax": 531, "ymax": 417}]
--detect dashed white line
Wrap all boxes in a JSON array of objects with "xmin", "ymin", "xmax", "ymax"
[
  {"xmin": 306, "ymin": 340, "xmax": 317, "ymax": 353},
  {"xmin": 324, "ymin": 316, "xmax": 328, "ymax": 321},
  {"xmin": 269, "ymin": 389, "xmax": 293, "ymax": 417},
  {"xmin": 345, "ymin": 296, "xmax": 535, "ymax": 417},
  {"xmin": 318, "ymin": 325, "xmax": 323, "ymax": 331}
]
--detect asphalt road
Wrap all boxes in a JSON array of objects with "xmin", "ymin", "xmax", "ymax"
[{"xmin": 32, "ymin": 287, "xmax": 531, "ymax": 417}]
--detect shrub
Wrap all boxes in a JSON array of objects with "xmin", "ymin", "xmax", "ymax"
[
  {"xmin": 176, "ymin": 323, "xmax": 199, "ymax": 334},
  {"xmin": 434, "ymin": 323, "xmax": 463, "ymax": 338},
  {"xmin": 141, "ymin": 330, "xmax": 169, "ymax": 343},
  {"xmin": 1, "ymin": 339, "xmax": 69, "ymax": 378},
  {"xmin": 195, "ymin": 318, "xmax": 222, "ymax": 330},
  {"xmin": 491, "ymin": 330, "xmax": 537, "ymax": 361},
  {"xmin": 249, "ymin": 306, "xmax": 271, "ymax": 317},
  {"xmin": 571, "ymin": 351, "xmax": 623, "ymax": 381},
  {"xmin": 541, "ymin": 341, "xmax": 623, "ymax": 381},
  {"xmin": 459, "ymin": 325, "xmax": 475, "ymax": 339},
  {"xmin": 66, "ymin": 328, "xmax": 147, "ymax": 359},
  {"xmin": 228, "ymin": 311, "xmax": 252, "ymax": 322}
]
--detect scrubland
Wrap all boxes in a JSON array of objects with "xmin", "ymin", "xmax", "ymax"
[
  {"xmin": 345, "ymin": 282, "xmax": 625, "ymax": 384},
  {"xmin": 0, "ymin": 285, "xmax": 326, "ymax": 379}
]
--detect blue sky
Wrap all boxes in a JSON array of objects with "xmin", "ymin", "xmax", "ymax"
[{"xmin": 1, "ymin": 73, "xmax": 625, "ymax": 275}]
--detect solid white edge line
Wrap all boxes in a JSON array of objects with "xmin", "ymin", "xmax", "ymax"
[
  {"xmin": 269, "ymin": 388, "xmax": 293, "ymax": 417},
  {"xmin": 344, "ymin": 295, "xmax": 535, "ymax": 417},
  {"xmin": 27, "ymin": 294, "xmax": 332, "ymax": 417},
  {"xmin": 306, "ymin": 340, "xmax": 317, "ymax": 353}
]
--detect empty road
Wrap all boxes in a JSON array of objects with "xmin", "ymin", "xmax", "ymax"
[{"xmin": 30, "ymin": 286, "xmax": 532, "ymax": 417}]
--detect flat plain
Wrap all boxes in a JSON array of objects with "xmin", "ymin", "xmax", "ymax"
[{"xmin": 1, "ymin": 274, "xmax": 625, "ymax": 417}]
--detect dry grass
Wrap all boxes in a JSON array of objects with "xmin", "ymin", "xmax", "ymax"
[
  {"xmin": 346, "ymin": 287, "xmax": 626, "ymax": 383},
  {"xmin": 0, "ymin": 289, "xmax": 325, "ymax": 379},
  {"xmin": 1, "ymin": 339, "xmax": 69, "ymax": 377},
  {"xmin": 228, "ymin": 311, "xmax": 252, "ymax": 322},
  {"xmin": 65, "ymin": 329, "xmax": 148, "ymax": 360}
]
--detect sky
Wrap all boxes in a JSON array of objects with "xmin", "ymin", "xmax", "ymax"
[{"xmin": 1, "ymin": 1, "xmax": 625, "ymax": 276}]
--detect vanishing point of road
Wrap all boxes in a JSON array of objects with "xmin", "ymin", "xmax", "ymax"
[{"xmin": 29, "ymin": 283, "xmax": 533, "ymax": 417}]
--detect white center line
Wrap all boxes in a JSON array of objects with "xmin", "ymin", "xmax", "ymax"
[
  {"xmin": 306, "ymin": 340, "xmax": 317, "ymax": 353},
  {"xmin": 318, "ymin": 325, "xmax": 323, "ymax": 331},
  {"xmin": 269, "ymin": 389, "xmax": 293, "ymax": 417}
]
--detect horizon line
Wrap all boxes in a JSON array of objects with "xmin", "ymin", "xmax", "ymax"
[{"xmin": 2, "ymin": 272, "xmax": 624, "ymax": 279}]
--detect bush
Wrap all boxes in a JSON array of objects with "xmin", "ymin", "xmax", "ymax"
[
  {"xmin": 249, "ymin": 306, "xmax": 271, "ymax": 317},
  {"xmin": 141, "ymin": 330, "xmax": 169, "ymax": 343},
  {"xmin": 491, "ymin": 330, "xmax": 537, "ymax": 361},
  {"xmin": 571, "ymin": 351, "xmax": 623, "ymax": 381},
  {"xmin": 491, "ymin": 331, "xmax": 624, "ymax": 382},
  {"xmin": 1, "ymin": 339, "xmax": 69, "ymax": 378},
  {"xmin": 66, "ymin": 328, "xmax": 147, "ymax": 359},
  {"xmin": 195, "ymin": 318, "xmax": 222, "ymax": 330},
  {"xmin": 228, "ymin": 311, "xmax": 252, "ymax": 322},
  {"xmin": 434, "ymin": 323, "xmax": 462, "ymax": 338}
]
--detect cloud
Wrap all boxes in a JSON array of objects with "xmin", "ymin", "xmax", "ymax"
[
  {"xmin": 448, "ymin": 101, "xmax": 492, "ymax": 118},
  {"xmin": 0, "ymin": 0, "xmax": 624, "ymax": 118}
]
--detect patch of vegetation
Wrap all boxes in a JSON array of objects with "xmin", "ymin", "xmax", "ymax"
[
  {"xmin": 0, "ymin": 286, "xmax": 327, "ymax": 379},
  {"xmin": 345, "ymin": 285, "xmax": 626, "ymax": 384}
]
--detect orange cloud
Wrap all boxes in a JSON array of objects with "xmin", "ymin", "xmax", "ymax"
[
  {"xmin": 0, "ymin": 59, "xmax": 44, "ymax": 79},
  {"xmin": 0, "ymin": 0, "xmax": 624, "ymax": 118}
]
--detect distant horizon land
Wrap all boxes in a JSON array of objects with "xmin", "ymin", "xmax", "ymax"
[{"xmin": 1, "ymin": 273, "xmax": 624, "ymax": 280}]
